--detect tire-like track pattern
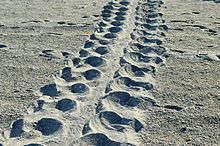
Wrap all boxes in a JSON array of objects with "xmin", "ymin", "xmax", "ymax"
[
  {"xmin": 73, "ymin": 0, "xmax": 170, "ymax": 145},
  {"xmin": 4, "ymin": 0, "xmax": 138, "ymax": 145}
]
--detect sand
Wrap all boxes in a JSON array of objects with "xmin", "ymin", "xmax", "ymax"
[{"xmin": 0, "ymin": 0, "xmax": 220, "ymax": 145}]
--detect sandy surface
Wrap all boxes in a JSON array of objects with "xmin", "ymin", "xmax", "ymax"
[{"xmin": 0, "ymin": 0, "xmax": 220, "ymax": 145}]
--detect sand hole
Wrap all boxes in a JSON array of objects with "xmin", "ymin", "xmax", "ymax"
[
  {"xmin": 104, "ymin": 33, "xmax": 117, "ymax": 39},
  {"xmin": 85, "ymin": 56, "xmax": 105, "ymax": 67},
  {"xmin": 35, "ymin": 118, "xmax": 62, "ymax": 136},
  {"xmin": 56, "ymin": 98, "xmax": 76, "ymax": 112},
  {"xmin": 70, "ymin": 83, "xmax": 89, "ymax": 94},
  {"xmin": 111, "ymin": 21, "xmax": 124, "ymax": 26},
  {"xmin": 115, "ymin": 11, "xmax": 126, "ymax": 16},
  {"xmin": 115, "ymin": 16, "xmax": 126, "ymax": 21},
  {"xmin": 154, "ymin": 45, "xmax": 166, "ymax": 55},
  {"xmin": 137, "ymin": 37, "xmax": 162, "ymax": 45},
  {"xmin": 109, "ymin": 27, "xmax": 122, "ymax": 33},
  {"xmin": 119, "ymin": 1, "xmax": 130, "ymax": 6},
  {"xmin": 115, "ymin": 77, "xmax": 153, "ymax": 91},
  {"xmin": 90, "ymin": 34, "xmax": 98, "ymax": 40},
  {"xmin": 82, "ymin": 122, "xmax": 91, "ymax": 135},
  {"xmin": 84, "ymin": 69, "xmax": 101, "ymax": 80},
  {"xmin": 129, "ymin": 52, "xmax": 151, "ymax": 62},
  {"xmin": 79, "ymin": 133, "xmax": 128, "ymax": 146},
  {"xmin": 155, "ymin": 56, "xmax": 163, "ymax": 64},
  {"xmin": 10, "ymin": 119, "xmax": 24, "ymax": 138},
  {"xmin": 143, "ymin": 24, "xmax": 157, "ymax": 30},
  {"xmin": 99, "ymin": 111, "xmax": 131, "ymax": 125},
  {"xmin": 104, "ymin": 91, "xmax": 140, "ymax": 107},
  {"xmin": 84, "ymin": 41, "xmax": 95, "ymax": 48},
  {"xmin": 61, "ymin": 67, "xmax": 72, "ymax": 81},
  {"xmin": 103, "ymin": 17, "xmax": 111, "ymax": 22},
  {"xmin": 119, "ymin": 7, "xmax": 128, "ymax": 11},
  {"xmin": 79, "ymin": 49, "xmax": 89, "ymax": 57},
  {"xmin": 114, "ymin": 64, "xmax": 145, "ymax": 78},
  {"xmin": 72, "ymin": 58, "xmax": 81, "ymax": 67},
  {"xmin": 134, "ymin": 119, "xmax": 143, "ymax": 132},
  {"xmin": 34, "ymin": 100, "xmax": 45, "ymax": 112},
  {"xmin": 40, "ymin": 83, "xmax": 59, "ymax": 97},
  {"xmin": 147, "ymin": 13, "xmax": 163, "ymax": 19},
  {"xmin": 103, "ymin": 5, "xmax": 114, "ymax": 10},
  {"xmin": 159, "ymin": 24, "xmax": 168, "ymax": 31},
  {"xmin": 95, "ymin": 47, "xmax": 109, "ymax": 55},
  {"xmin": 99, "ymin": 39, "xmax": 111, "ymax": 45},
  {"xmin": 101, "ymin": 13, "xmax": 111, "ymax": 18},
  {"xmin": 98, "ymin": 22, "xmax": 107, "ymax": 27}
]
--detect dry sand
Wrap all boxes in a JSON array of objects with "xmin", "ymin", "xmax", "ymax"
[{"xmin": 0, "ymin": 0, "xmax": 220, "ymax": 146}]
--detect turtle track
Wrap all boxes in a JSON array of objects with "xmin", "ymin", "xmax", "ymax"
[
  {"xmin": 74, "ymin": 0, "xmax": 172, "ymax": 145},
  {"xmin": 3, "ymin": 0, "xmax": 139, "ymax": 145}
]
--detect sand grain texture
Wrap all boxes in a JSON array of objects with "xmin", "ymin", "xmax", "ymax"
[{"xmin": 0, "ymin": 0, "xmax": 220, "ymax": 146}]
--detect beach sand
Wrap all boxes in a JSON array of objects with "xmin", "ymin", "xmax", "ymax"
[{"xmin": 0, "ymin": 0, "xmax": 219, "ymax": 145}]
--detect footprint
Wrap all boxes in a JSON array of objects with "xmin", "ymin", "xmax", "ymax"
[
  {"xmin": 103, "ymin": 5, "xmax": 114, "ymax": 11},
  {"xmin": 115, "ymin": 11, "xmax": 127, "ymax": 16},
  {"xmin": 136, "ymin": 36, "xmax": 162, "ymax": 45},
  {"xmin": 127, "ymin": 43, "xmax": 150, "ymax": 53},
  {"xmin": 111, "ymin": 21, "xmax": 124, "ymax": 26},
  {"xmin": 122, "ymin": 52, "xmax": 163, "ymax": 66},
  {"xmin": 101, "ymin": 12, "xmax": 112, "ymax": 18},
  {"xmin": 61, "ymin": 67, "xmax": 72, "ymax": 81},
  {"xmin": 70, "ymin": 83, "xmax": 89, "ymax": 94},
  {"xmin": 79, "ymin": 49, "xmax": 89, "ymax": 57},
  {"xmin": 114, "ymin": 64, "xmax": 146, "ymax": 78},
  {"xmin": 10, "ymin": 119, "xmax": 24, "ymax": 138},
  {"xmin": 34, "ymin": 100, "xmax": 45, "ymax": 112},
  {"xmin": 119, "ymin": 1, "xmax": 130, "ymax": 6},
  {"xmin": 89, "ymin": 34, "xmax": 98, "ymax": 41},
  {"xmin": 147, "ymin": 13, "xmax": 163, "ymax": 19},
  {"xmin": 101, "ymin": 91, "xmax": 141, "ymax": 107},
  {"xmin": 105, "ymin": 76, "xmax": 153, "ymax": 92},
  {"xmin": 73, "ymin": 133, "xmax": 133, "ymax": 146},
  {"xmin": 83, "ymin": 69, "xmax": 101, "ymax": 80},
  {"xmin": 118, "ymin": 7, "xmax": 128, "ymax": 11},
  {"xmin": 104, "ymin": 33, "xmax": 118, "ymax": 39},
  {"xmin": 115, "ymin": 16, "xmax": 126, "ymax": 21},
  {"xmin": 55, "ymin": 98, "xmax": 77, "ymax": 112},
  {"xmin": 98, "ymin": 21, "xmax": 107, "ymax": 27},
  {"xmin": 90, "ymin": 111, "xmax": 144, "ymax": 133},
  {"xmin": 85, "ymin": 56, "xmax": 106, "ymax": 67},
  {"xmin": 40, "ymin": 83, "xmax": 60, "ymax": 97},
  {"xmin": 98, "ymin": 39, "xmax": 111, "ymax": 45},
  {"xmin": 72, "ymin": 58, "xmax": 82, "ymax": 67},
  {"xmin": 109, "ymin": 27, "xmax": 123, "ymax": 33},
  {"xmin": 120, "ymin": 58, "xmax": 156, "ymax": 73},
  {"xmin": 95, "ymin": 46, "xmax": 109, "ymax": 55},
  {"xmin": 99, "ymin": 91, "xmax": 158, "ymax": 113},
  {"xmin": 98, "ymin": 111, "xmax": 132, "ymax": 131},
  {"xmin": 84, "ymin": 41, "xmax": 95, "ymax": 49},
  {"xmin": 34, "ymin": 118, "xmax": 62, "ymax": 136}
]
